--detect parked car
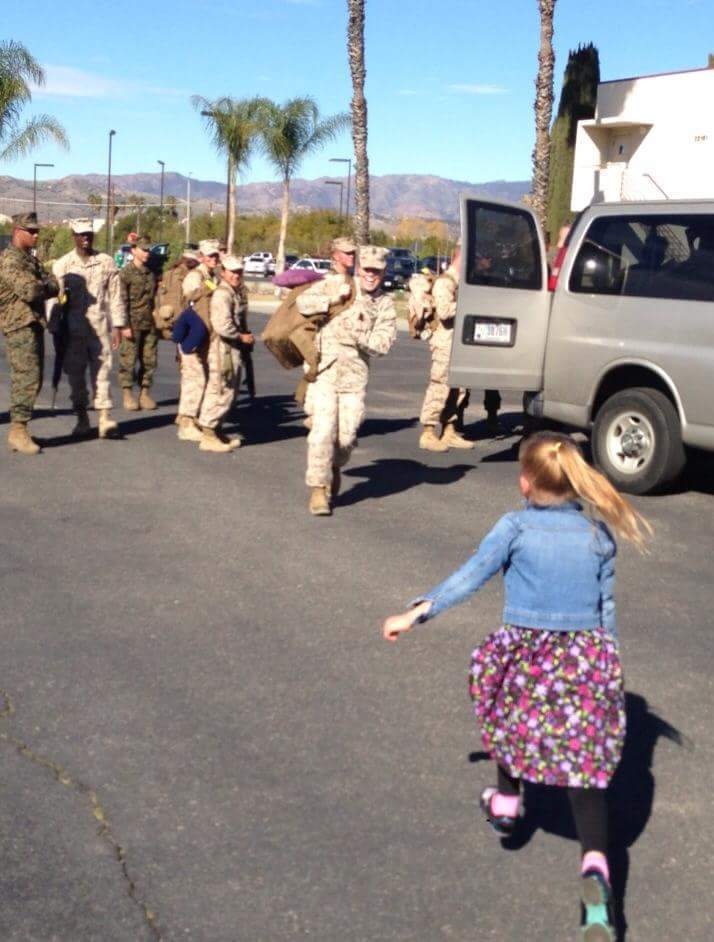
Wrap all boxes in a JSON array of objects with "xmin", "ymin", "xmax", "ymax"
[
  {"xmin": 383, "ymin": 254, "xmax": 416, "ymax": 290},
  {"xmin": 419, "ymin": 255, "xmax": 449, "ymax": 274},
  {"xmin": 450, "ymin": 196, "xmax": 714, "ymax": 493},
  {"xmin": 289, "ymin": 257, "xmax": 332, "ymax": 273},
  {"xmin": 243, "ymin": 252, "xmax": 274, "ymax": 278},
  {"xmin": 267, "ymin": 254, "xmax": 299, "ymax": 276}
]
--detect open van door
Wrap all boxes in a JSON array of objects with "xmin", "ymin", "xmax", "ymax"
[{"xmin": 449, "ymin": 196, "xmax": 550, "ymax": 392}]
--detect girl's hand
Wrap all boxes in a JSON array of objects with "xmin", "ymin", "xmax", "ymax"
[{"xmin": 382, "ymin": 601, "xmax": 431, "ymax": 642}]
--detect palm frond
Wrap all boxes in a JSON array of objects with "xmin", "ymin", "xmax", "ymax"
[{"xmin": 0, "ymin": 114, "xmax": 69, "ymax": 163}]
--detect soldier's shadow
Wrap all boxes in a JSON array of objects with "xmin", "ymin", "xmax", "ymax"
[
  {"xmin": 469, "ymin": 692, "xmax": 685, "ymax": 941},
  {"xmin": 337, "ymin": 458, "xmax": 476, "ymax": 507},
  {"xmin": 230, "ymin": 394, "xmax": 307, "ymax": 445}
]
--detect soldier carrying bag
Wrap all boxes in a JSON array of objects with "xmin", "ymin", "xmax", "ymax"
[
  {"xmin": 406, "ymin": 271, "xmax": 436, "ymax": 340},
  {"xmin": 261, "ymin": 277, "xmax": 355, "ymax": 382},
  {"xmin": 153, "ymin": 263, "xmax": 189, "ymax": 340}
]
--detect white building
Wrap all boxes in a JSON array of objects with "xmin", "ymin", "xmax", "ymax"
[{"xmin": 571, "ymin": 65, "xmax": 714, "ymax": 210}]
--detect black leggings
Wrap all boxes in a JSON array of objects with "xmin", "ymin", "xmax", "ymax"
[{"xmin": 497, "ymin": 765, "xmax": 607, "ymax": 854}]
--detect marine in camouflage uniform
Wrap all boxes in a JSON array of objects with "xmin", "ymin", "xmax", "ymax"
[
  {"xmin": 51, "ymin": 219, "xmax": 128, "ymax": 438},
  {"xmin": 300, "ymin": 244, "xmax": 397, "ymax": 516},
  {"xmin": 196, "ymin": 255, "xmax": 253, "ymax": 452},
  {"xmin": 118, "ymin": 236, "xmax": 158, "ymax": 410},
  {"xmin": 418, "ymin": 246, "xmax": 475, "ymax": 451},
  {"xmin": 0, "ymin": 212, "xmax": 59, "ymax": 454},
  {"xmin": 176, "ymin": 240, "xmax": 221, "ymax": 441}
]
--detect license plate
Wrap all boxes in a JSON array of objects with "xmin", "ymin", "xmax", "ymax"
[{"xmin": 473, "ymin": 320, "xmax": 512, "ymax": 344}]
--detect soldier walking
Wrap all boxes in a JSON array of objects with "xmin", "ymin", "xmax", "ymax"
[
  {"xmin": 118, "ymin": 236, "xmax": 158, "ymax": 411},
  {"xmin": 51, "ymin": 219, "xmax": 129, "ymax": 438},
  {"xmin": 195, "ymin": 255, "xmax": 254, "ymax": 453},
  {"xmin": 0, "ymin": 212, "xmax": 59, "ymax": 454},
  {"xmin": 302, "ymin": 245, "xmax": 397, "ymax": 516},
  {"xmin": 175, "ymin": 239, "xmax": 221, "ymax": 442},
  {"xmin": 418, "ymin": 243, "xmax": 475, "ymax": 451}
]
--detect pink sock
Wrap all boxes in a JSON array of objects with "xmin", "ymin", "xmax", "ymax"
[
  {"xmin": 581, "ymin": 851, "xmax": 610, "ymax": 883},
  {"xmin": 492, "ymin": 793, "xmax": 520, "ymax": 818}
]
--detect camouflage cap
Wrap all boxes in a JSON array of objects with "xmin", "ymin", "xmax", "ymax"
[
  {"xmin": 132, "ymin": 236, "xmax": 152, "ymax": 251},
  {"xmin": 331, "ymin": 236, "xmax": 356, "ymax": 254},
  {"xmin": 70, "ymin": 218, "xmax": 94, "ymax": 234},
  {"xmin": 358, "ymin": 244, "xmax": 388, "ymax": 271},
  {"xmin": 12, "ymin": 211, "xmax": 40, "ymax": 231},
  {"xmin": 181, "ymin": 249, "xmax": 201, "ymax": 262},
  {"xmin": 221, "ymin": 254, "xmax": 244, "ymax": 272},
  {"xmin": 198, "ymin": 239, "xmax": 221, "ymax": 256}
]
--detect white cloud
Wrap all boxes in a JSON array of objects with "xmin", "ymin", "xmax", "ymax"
[
  {"xmin": 447, "ymin": 83, "xmax": 508, "ymax": 95},
  {"xmin": 32, "ymin": 64, "xmax": 189, "ymax": 100}
]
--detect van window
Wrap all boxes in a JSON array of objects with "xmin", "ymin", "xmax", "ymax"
[
  {"xmin": 465, "ymin": 201, "xmax": 542, "ymax": 290},
  {"xmin": 569, "ymin": 214, "xmax": 714, "ymax": 302}
]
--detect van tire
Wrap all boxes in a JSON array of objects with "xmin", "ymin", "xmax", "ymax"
[{"xmin": 592, "ymin": 387, "xmax": 686, "ymax": 494}]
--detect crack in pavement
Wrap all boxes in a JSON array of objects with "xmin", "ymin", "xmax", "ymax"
[{"xmin": 0, "ymin": 689, "xmax": 164, "ymax": 940}]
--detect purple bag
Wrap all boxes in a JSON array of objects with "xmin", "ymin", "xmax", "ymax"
[{"xmin": 272, "ymin": 269, "xmax": 324, "ymax": 288}]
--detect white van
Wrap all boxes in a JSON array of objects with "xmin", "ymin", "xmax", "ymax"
[{"xmin": 450, "ymin": 197, "xmax": 714, "ymax": 493}]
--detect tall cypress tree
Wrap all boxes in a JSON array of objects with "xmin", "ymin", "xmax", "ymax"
[{"xmin": 546, "ymin": 43, "xmax": 600, "ymax": 243}]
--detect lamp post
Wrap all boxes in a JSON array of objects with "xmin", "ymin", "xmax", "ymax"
[
  {"xmin": 200, "ymin": 110, "xmax": 232, "ymax": 247},
  {"xmin": 105, "ymin": 130, "xmax": 116, "ymax": 254},
  {"xmin": 329, "ymin": 157, "xmax": 351, "ymax": 220},
  {"xmin": 185, "ymin": 172, "xmax": 192, "ymax": 244},
  {"xmin": 157, "ymin": 159, "xmax": 165, "ymax": 239},
  {"xmin": 325, "ymin": 180, "xmax": 344, "ymax": 219},
  {"xmin": 33, "ymin": 163, "xmax": 54, "ymax": 214}
]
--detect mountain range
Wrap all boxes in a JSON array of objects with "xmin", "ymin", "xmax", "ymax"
[{"xmin": 0, "ymin": 171, "xmax": 530, "ymax": 224}]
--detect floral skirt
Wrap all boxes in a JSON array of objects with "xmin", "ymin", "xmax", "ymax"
[{"xmin": 468, "ymin": 626, "xmax": 625, "ymax": 789}]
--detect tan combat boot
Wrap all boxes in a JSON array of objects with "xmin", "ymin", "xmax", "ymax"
[
  {"xmin": 419, "ymin": 425, "xmax": 449, "ymax": 452},
  {"xmin": 198, "ymin": 427, "xmax": 234, "ymax": 453},
  {"xmin": 7, "ymin": 421, "xmax": 41, "ymax": 455},
  {"xmin": 177, "ymin": 416, "xmax": 203, "ymax": 443},
  {"xmin": 138, "ymin": 387, "xmax": 157, "ymax": 410},
  {"xmin": 122, "ymin": 388, "xmax": 138, "ymax": 411},
  {"xmin": 441, "ymin": 424, "xmax": 475, "ymax": 449},
  {"xmin": 98, "ymin": 410, "xmax": 119, "ymax": 439},
  {"xmin": 309, "ymin": 486, "xmax": 331, "ymax": 516},
  {"xmin": 217, "ymin": 426, "xmax": 242, "ymax": 450},
  {"xmin": 72, "ymin": 410, "xmax": 92, "ymax": 438}
]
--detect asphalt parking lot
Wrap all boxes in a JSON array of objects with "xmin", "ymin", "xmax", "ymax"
[{"xmin": 1, "ymin": 321, "xmax": 712, "ymax": 941}]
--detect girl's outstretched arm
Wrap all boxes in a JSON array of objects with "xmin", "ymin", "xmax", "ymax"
[{"xmin": 382, "ymin": 601, "xmax": 432, "ymax": 642}]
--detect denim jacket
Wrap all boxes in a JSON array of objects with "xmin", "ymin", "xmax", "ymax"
[{"xmin": 414, "ymin": 502, "xmax": 617, "ymax": 636}]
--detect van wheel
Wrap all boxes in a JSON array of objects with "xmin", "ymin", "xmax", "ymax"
[{"xmin": 592, "ymin": 388, "xmax": 685, "ymax": 494}]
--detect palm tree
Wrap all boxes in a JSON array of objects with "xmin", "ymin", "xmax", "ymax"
[
  {"xmin": 0, "ymin": 40, "xmax": 68, "ymax": 162},
  {"xmin": 347, "ymin": 0, "xmax": 369, "ymax": 245},
  {"xmin": 260, "ymin": 97, "xmax": 349, "ymax": 274},
  {"xmin": 531, "ymin": 0, "xmax": 557, "ymax": 228},
  {"xmin": 192, "ymin": 95, "xmax": 267, "ymax": 252}
]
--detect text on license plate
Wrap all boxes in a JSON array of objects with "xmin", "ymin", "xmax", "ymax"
[{"xmin": 473, "ymin": 321, "xmax": 512, "ymax": 344}]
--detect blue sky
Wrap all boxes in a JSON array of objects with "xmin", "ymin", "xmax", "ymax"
[{"xmin": 3, "ymin": 0, "xmax": 712, "ymax": 187}]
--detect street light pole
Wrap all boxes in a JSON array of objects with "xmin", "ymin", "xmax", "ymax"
[
  {"xmin": 33, "ymin": 163, "xmax": 54, "ymax": 215},
  {"xmin": 106, "ymin": 130, "xmax": 116, "ymax": 254},
  {"xmin": 157, "ymin": 159, "xmax": 165, "ymax": 239},
  {"xmin": 325, "ymin": 180, "xmax": 344, "ymax": 219},
  {"xmin": 186, "ymin": 172, "xmax": 192, "ymax": 244},
  {"xmin": 329, "ymin": 157, "xmax": 352, "ymax": 220}
]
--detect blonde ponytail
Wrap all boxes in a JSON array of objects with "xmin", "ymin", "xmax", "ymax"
[{"xmin": 519, "ymin": 432, "xmax": 652, "ymax": 551}]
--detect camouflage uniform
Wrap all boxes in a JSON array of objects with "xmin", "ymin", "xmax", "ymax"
[
  {"xmin": 198, "ymin": 280, "xmax": 244, "ymax": 430},
  {"xmin": 419, "ymin": 264, "xmax": 470, "ymax": 427},
  {"xmin": 178, "ymin": 263, "xmax": 217, "ymax": 420},
  {"xmin": 303, "ymin": 285, "xmax": 397, "ymax": 488},
  {"xmin": 0, "ymin": 245, "xmax": 59, "ymax": 422},
  {"xmin": 118, "ymin": 261, "xmax": 158, "ymax": 390},
  {"xmin": 51, "ymin": 249, "xmax": 126, "ymax": 411}
]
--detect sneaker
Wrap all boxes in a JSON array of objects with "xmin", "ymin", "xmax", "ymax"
[
  {"xmin": 479, "ymin": 787, "xmax": 519, "ymax": 837},
  {"xmin": 580, "ymin": 870, "xmax": 615, "ymax": 942}
]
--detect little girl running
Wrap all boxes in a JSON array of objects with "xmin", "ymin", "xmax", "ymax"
[{"xmin": 382, "ymin": 432, "xmax": 651, "ymax": 941}]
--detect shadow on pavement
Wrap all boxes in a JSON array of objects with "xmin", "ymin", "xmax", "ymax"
[
  {"xmin": 359, "ymin": 416, "xmax": 418, "ymax": 439},
  {"xmin": 469, "ymin": 692, "xmax": 685, "ymax": 941},
  {"xmin": 337, "ymin": 458, "xmax": 476, "ymax": 506},
  {"xmin": 230, "ymin": 394, "xmax": 305, "ymax": 445}
]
